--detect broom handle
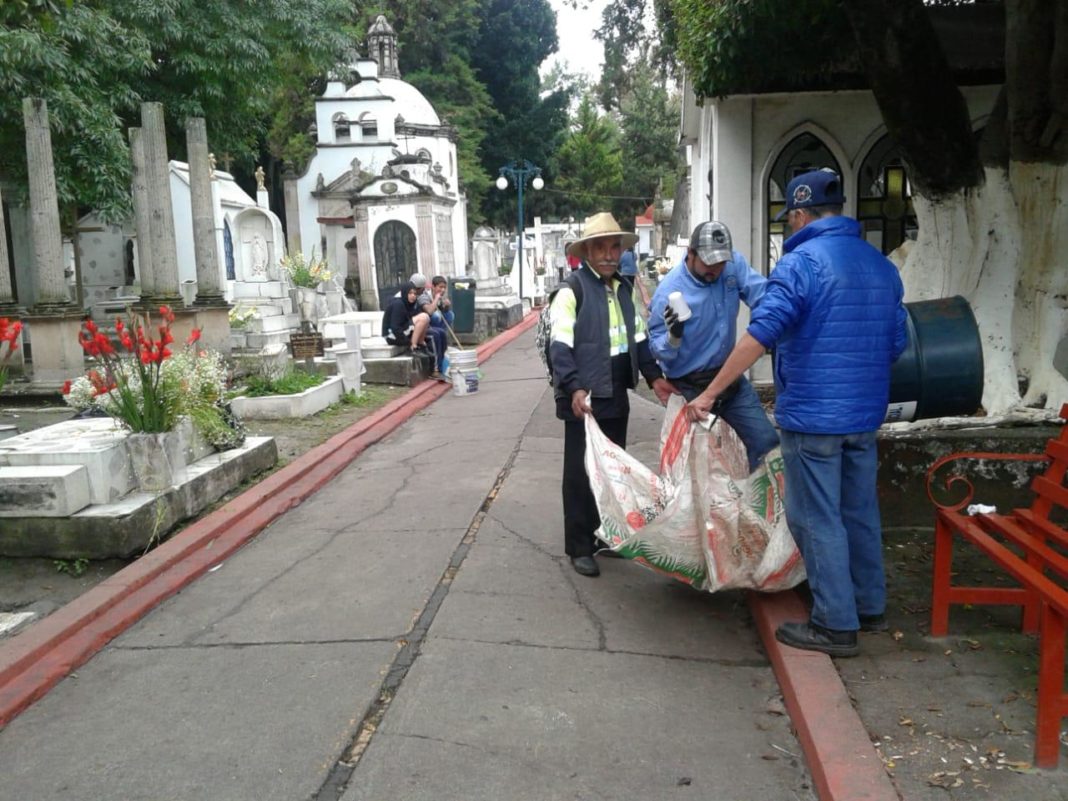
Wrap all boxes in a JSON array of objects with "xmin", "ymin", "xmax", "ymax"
[{"xmin": 442, "ymin": 318, "xmax": 465, "ymax": 350}]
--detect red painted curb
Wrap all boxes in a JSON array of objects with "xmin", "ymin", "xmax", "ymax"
[
  {"xmin": 0, "ymin": 310, "xmax": 540, "ymax": 729},
  {"xmin": 747, "ymin": 590, "xmax": 900, "ymax": 801}
]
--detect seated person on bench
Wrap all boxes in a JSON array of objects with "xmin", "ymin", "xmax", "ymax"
[
  {"xmin": 415, "ymin": 276, "xmax": 452, "ymax": 380},
  {"xmin": 382, "ymin": 281, "xmax": 431, "ymax": 356}
]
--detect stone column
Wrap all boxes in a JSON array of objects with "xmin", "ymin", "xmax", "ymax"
[
  {"xmin": 129, "ymin": 127, "xmax": 156, "ymax": 299},
  {"xmin": 21, "ymin": 97, "xmax": 83, "ymax": 384},
  {"xmin": 0, "ymin": 185, "xmax": 19, "ymax": 315},
  {"xmin": 23, "ymin": 98, "xmax": 72, "ymax": 311},
  {"xmin": 415, "ymin": 202, "xmax": 436, "ymax": 275},
  {"xmin": 282, "ymin": 171, "xmax": 302, "ymax": 254},
  {"xmin": 0, "ymin": 186, "xmax": 25, "ymax": 377},
  {"xmin": 185, "ymin": 117, "xmax": 230, "ymax": 354},
  {"xmin": 185, "ymin": 118, "xmax": 225, "ymax": 304},
  {"xmin": 139, "ymin": 103, "xmax": 182, "ymax": 305},
  {"xmin": 353, "ymin": 206, "xmax": 376, "ymax": 310}
]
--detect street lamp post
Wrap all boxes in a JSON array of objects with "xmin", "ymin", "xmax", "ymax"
[{"xmin": 496, "ymin": 160, "xmax": 544, "ymax": 305}]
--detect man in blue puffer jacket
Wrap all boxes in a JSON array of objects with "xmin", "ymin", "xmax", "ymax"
[{"xmin": 686, "ymin": 169, "xmax": 908, "ymax": 657}]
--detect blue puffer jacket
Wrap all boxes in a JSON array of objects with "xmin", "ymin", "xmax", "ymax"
[{"xmin": 747, "ymin": 216, "xmax": 908, "ymax": 434}]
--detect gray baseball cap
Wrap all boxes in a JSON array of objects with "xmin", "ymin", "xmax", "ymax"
[{"xmin": 689, "ymin": 221, "xmax": 733, "ymax": 265}]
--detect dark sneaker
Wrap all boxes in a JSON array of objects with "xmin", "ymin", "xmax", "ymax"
[
  {"xmin": 570, "ymin": 556, "xmax": 600, "ymax": 577},
  {"xmin": 775, "ymin": 621, "xmax": 859, "ymax": 658},
  {"xmin": 859, "ymin": 613, "xmax": 889, "ymax": 632}
]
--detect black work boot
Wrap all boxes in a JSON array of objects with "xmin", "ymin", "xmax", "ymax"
[
  {"xmin": 775, "ymin": 621, "xmax": 859, "ymax": 657},
  {"xmin": 858, "ymin": 613, "xmax": 889, "ymax": 632},
  {"xmin": 570, "ymin": 555, "xmax": 600, "ymax": 577}
]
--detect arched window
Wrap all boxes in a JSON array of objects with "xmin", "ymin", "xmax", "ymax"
[
  {"xmin": 333, "ymin": 113, "xmax": 351, "ymax": 144},
  {"xmin": 373, "ymin": 220, "xmax": 416, "ymax": 308},
  {"xmin": 359, "ymin": 113, "xmax": 377, "ymax": 141},
  {"xmin": 223, "ymin": 219, "xmax": 236, "ymax": 281},
  {"xmin": 416, "ymin": 148, "xmax": 431, "ymax": 162},
  {"xmin": 766, "ymin": 133, "xmax": 841, "ymax": 272},
  {"xmin": 857, "ymin": 134, "xmax": 917, "ymax": 256}
]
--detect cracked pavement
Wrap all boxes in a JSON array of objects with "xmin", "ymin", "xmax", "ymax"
[{"xmin": 0, "ymin": 335, "xmax": 815, "ymax": 801}]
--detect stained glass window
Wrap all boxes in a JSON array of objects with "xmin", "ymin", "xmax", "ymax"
[{"xmin": 766, "ymin": 134, "xmax": 841, "ymax": 272}]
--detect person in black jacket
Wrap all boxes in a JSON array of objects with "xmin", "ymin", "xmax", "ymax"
[
  {"xmin": 549, "ymin": 213, "xmax": 677, "ymax": 577},
  {"xmin": 382, "ymin": 282, "xmax": 430, "ymax": 351}
]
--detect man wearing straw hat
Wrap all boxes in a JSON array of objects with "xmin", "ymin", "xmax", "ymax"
[{"xmin": 549, "ymin": 212, "xmax": 678, "ymax": 577}]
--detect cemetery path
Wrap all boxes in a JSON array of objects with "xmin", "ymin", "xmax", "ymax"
[{"xmin": 1, "ymin": 314, "xmax": 1063, "ymax": 800}]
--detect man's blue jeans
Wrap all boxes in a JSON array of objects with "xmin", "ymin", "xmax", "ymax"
[
  {"xmin": 779, "ymin": 429, "xmax": 885, "ymax": 632},
  {"xmin": 676, "ymin": 376, "xmax": 779, "ymax": 471}
]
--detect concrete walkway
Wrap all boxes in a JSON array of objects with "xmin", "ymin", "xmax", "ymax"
[{"xmin": 0, "ymin": 326, "xmax": 833, "ymax": 799}]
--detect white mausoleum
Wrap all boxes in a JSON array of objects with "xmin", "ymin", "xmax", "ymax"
[{"xmin": 284, "ymin": 16, "xmax": 468, "ymax": 310}]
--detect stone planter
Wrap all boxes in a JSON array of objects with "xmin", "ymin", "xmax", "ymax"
[
  {"xmin": 230, "ymin": 375, "xmax": 344, "ymax": 420},
  {"xmin": 124, "ymin": 429, "xmax": 187, "ymax": 492}
]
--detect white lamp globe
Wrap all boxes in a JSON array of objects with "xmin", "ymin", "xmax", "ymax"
[
  {"xmin": 495, "ymin": 176, "xmax": 508, "ymax": 191},
  {"xmin": 532, "ymin": 175, "xmax": 544, "ymax": 190}
]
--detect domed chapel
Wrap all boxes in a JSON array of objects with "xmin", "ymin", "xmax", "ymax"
[{"xmin": 283, "ymin": 16, "xmax": 468, "ymax": 310}]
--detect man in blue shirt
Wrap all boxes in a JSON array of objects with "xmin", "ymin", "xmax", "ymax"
[
  {"xmin": 648, "ymin": 221, "xmax": 779, "ymax": 471},
  {"xmin": 685, "ymin": 171, "xmax": 908, "ymax": 658}
]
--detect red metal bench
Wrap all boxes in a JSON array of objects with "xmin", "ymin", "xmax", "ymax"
[{"xmin": 926, "ymin": 402, "xmax": 1068, "ymax": 768}]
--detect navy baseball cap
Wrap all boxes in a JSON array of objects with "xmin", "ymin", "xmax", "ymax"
[{"xmin": 775, "ymin": 169, "xmax": 845, "ymax": 220}]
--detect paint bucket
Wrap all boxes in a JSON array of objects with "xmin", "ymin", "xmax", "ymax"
[
  {"xmin": 446, "ymin": 347, "xmax": 478, "ymax": 373},
  {"xmin": 886, "ymin": 295, "xmax": 983, "ymax": 422},
  {"xmin": 451, "ymin": 368, "xmax": 480, "ymax": 397}
]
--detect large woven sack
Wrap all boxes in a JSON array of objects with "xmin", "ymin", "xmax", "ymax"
[{"xmin": 584, "ymin": 395, "xmax": 804, "ymax": 593}]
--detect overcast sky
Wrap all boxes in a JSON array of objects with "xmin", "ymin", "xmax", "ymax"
[{"xmin": 542, "ymin": 0, "xmax": 610, "ymax": 82}]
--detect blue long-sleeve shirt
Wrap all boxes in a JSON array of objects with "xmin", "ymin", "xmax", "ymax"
[{"xmin": 647, "ymin": 251, "xmax": 767, "ymax": 378}]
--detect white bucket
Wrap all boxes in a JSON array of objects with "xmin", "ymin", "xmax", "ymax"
[
  {"xmin": 451, "ymin": 367, "xmax": 480, "ymax": 397},
  {"xmin": 446, "ymin": 347, "xmax": 478, "ymax": 374}
]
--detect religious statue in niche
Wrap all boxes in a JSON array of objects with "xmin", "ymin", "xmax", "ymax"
[
  {"xmin": 250, "ymin": 233, "xmax": 269, "ymax": 276},
  {"xmin": 255, "ymin": 165, "xmax": 266, "ymax": 191}
]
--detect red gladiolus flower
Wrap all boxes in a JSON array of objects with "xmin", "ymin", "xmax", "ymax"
[
  {"xmin": 61, "ymin": 380, "xmax": 72, "ymax": 395},
  {"xmin": 186, "ymin": 328, "xmax": 202, "ymax": 345}
]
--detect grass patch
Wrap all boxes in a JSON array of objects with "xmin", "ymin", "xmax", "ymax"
[
  {"xmin": 321, "ymin": 385, "xmax": 399, "ymax": 416},
  {"xmin": 242, "ymin": 369, "xmax": 325, "ymax": 397}
]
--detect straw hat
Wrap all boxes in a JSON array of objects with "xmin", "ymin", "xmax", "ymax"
[{"xmin": 565, "ymin": 212, "xmax": 639, "ymax": 258}]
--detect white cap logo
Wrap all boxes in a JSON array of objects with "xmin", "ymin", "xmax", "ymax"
[{"xmin": 792, "ymin": 184, "xmax": 812, "ymax": 204}]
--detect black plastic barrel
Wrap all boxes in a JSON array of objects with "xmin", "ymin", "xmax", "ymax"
[
  {"xmin": 448, "ymin": 277, "xmax": 476, "ymax": 334},
  {"xmin": 886, "ymin": 295, "xmax": 983, "ymax": 422}
]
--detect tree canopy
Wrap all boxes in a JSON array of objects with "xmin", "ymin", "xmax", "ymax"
[{"xmin": 0, "ymin": 0, "xmax": 353, "ymax": 223}]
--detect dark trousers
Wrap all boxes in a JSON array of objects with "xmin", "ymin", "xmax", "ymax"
[{"xmin": 562, "ymin": 415, "xmax": 628, "ymax": 557}]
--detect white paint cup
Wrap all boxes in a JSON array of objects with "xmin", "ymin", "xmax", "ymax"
[{"xmin": 667, "ymin": 291, "xmax": 692, "ymax": 321}]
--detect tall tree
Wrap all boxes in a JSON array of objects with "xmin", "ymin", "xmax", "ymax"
[
  {"xmin": 669, "ymin": 0, "xmax": 1068, "ymax": 413},
  {"xmin": 551, "ymin": 94, "xmax": 625, "ymax": 218},
  {"xmin": 470, "ymin": 0, "xmax": 568, "ymax": 227},
  {"xmin": 0, "ymin": 0, "xmax": 352, "ymax": 223},
  {"xmin": 597, "ymin": 0, "xmax": 676, "ymax": 111},
  {"xmin": 617, "ymin": 67, "xmax": 681, "ymax": 221}
]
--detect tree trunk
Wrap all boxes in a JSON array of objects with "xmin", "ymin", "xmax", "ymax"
[
  {"xmin": 848, "ymin": 0, "xmax": 1068, "ymax": 413},
  {"xmin": 845, "ymin": 0, "xmax": 983, "ymax": 198}
]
